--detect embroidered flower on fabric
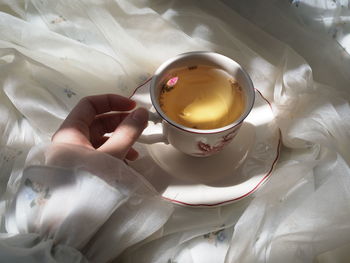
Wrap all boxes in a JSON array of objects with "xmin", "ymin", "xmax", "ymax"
[
  {"xmin": 216, "ymin": 229, "xmax": 226, "ymax": 242},
  {"xmin": 1, "ymin": 149, "xmax": 23, "ymax": 163},
  {"xmin": 24, "ymin": 178, "xmax": 51, "ymax": 208},
  {"xmin": 203, "ymin": 226, "xmax": 227, "ymax": 246},
  {"xmin": 64, "ymin": 88, "xmax": 77, "ymax": 98},
  {"xmin": 51, "ymin": 15, "xmax": 67, "ymax": 24}
]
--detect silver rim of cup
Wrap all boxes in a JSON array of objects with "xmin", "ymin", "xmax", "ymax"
[{"xmin": 150, "ymin": 51, "xmax": 255, "ymax": 134}]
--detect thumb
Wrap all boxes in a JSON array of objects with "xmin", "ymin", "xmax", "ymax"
[{"xmin": 97, "ymin": 107, "xmax": 148, "ymax": 159}]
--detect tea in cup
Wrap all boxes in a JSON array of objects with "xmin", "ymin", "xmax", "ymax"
[{"xmin": 158, "ymin": 65, "xmax": 245, "ymax": 130}]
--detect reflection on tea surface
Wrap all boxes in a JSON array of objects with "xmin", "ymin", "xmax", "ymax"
[{"xmin": 159, "ymin": 65, "xmax": 245, "ymax": 129}]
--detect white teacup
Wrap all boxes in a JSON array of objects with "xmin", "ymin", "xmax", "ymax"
[{"xmin": 138, "ymin": 51, "xmax": 255, "ymax": 157}]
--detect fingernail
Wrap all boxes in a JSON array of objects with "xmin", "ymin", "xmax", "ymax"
[{"xmin": 131, "ymin": 108, "xmax": 148, "ymax": 125}]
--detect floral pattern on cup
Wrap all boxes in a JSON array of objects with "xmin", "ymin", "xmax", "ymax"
[{"xmin": 194, "ymin": 125, "xmax": 241, "ymax": 156}]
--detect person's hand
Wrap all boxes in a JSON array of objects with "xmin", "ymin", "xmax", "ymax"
[{"xmin": 52, "ymin": 94, "xmax": 148, "ymax": 161}]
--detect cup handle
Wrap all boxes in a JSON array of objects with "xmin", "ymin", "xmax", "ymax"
[{"xmin": 137, "ymin": 110, "xmax": 169, "ymax": 144}]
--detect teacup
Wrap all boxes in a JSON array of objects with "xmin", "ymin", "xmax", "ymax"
[{"xmin": 138, "ymin": 51, "xmax": 255, "ymax": 157}]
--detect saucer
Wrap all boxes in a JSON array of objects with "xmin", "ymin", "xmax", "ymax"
[{"xmin": 129, "ymin": 80, "xmax": 281, "ymax": 207}]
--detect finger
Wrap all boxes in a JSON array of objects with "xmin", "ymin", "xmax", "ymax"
[
  {"xmin": 97, "ymin": 108, "xmax": 148, "ymax": 159},
  {"xmin": 66, "ymin": 94, "xmax": 136, "ymax": 128},
  {"xmin": 54, "ymin": 94, "xmax": 136, "ymax": 144},
  {"xmin": 52, "ymin": 120, "xmax": 94, "ymax": 148},
  {"xmin": 92, "ymin": 139, "xmax": 139, "ymax": 162},
  {"xmin": 125, "ymin": 148, "xmax": 139, "ymax": 161},
  {"xmin": 90, "ymin": 113, "xmax": 129, "ymax": 146},
  {"xmin": 91, "ymin": 135, "xmax": 109, "ymax": 149}
]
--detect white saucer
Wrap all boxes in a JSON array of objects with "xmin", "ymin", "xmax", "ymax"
[{"xmin": 129, "ymin": 80, "xmax": 281, "ymax": 207}]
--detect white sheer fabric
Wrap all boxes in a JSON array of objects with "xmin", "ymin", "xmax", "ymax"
[
  {"xmin": 0, "ymin": 0, "xmax": 350, "ymax": 262},
  {"xmin": 1, "ymin": 143, "xmax": 173, "ymax": 262}
]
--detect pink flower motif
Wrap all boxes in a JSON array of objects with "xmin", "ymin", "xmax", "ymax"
[
  {"xmin": 166, "ymin": 76, "xmax": 178, "ymax": 87},
  {"xmin": 196, "ymin": 141, "xmax": 228, "ymax": 156},
  {"xmin": 198, "ymin": 141, "xmax": 213, "ymax": 153},
  {"xmin": 194, "ymin": 128, "xmax": 240, "ymax": 156}
]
